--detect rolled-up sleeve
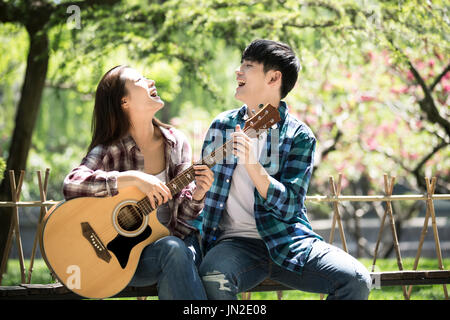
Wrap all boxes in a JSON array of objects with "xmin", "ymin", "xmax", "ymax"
[
  {"xmin": 63, "ymin": 146, "xmax": 120, "ymax": 200},
  {"xmin": 260, "ymin": 132, "xmax": 316, "ymax": 222}
]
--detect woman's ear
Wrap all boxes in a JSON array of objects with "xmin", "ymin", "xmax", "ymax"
[{"xmin": 121, "ymin": 97, "xmax": 129, "ymax": 109}]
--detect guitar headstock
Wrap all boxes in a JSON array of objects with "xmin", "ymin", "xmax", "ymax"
[{"xmin": 243, "ymin": 104, "xmax": 281, "ymax": 138}]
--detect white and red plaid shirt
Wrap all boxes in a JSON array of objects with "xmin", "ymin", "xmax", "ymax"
[{"xmin": 63, "ymin": 124, "xmax": 204, "ymax": 238}]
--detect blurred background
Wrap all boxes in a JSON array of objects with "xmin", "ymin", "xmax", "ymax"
[{"xmin": 0, "ymin": 0, "xmax": 449, "ymax": 261}]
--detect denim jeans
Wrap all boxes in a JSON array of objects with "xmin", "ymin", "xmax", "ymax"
[
  {"xmin": 128, "ymin": 233, "xmax": 207, "ymax": 300},
  {"xmin": 199, "ymin": 237, "xmax": 371, "ymax": 300}
]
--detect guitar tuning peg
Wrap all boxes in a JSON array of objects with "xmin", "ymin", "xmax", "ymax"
[
  {"xmin": 258, "ymin": 104, "xmax": 264, "ymax": 108},
  {"xmin": 251, "ymin": 109, "xmax": 256, "ymax": 115}
]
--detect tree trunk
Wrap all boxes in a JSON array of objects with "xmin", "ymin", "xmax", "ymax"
[{"xmin": 0, "ymin": 28, "xmax": 49, "ymax": 264}]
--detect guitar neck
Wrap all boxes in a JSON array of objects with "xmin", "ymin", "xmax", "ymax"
[
  {"xmin": 138, "ymin": 103, "xmax": 279, "ymax": 213},
  {"xmin": 136, "ymin": 143, "xmax": 224, "ymax": 213},
  {"xmin": 165, "ymin": 144, "xmax": 224, "ymax": 196},
  {"xmin": 165, "ymin": 125, "xmax": 264, "ymax": 195}
]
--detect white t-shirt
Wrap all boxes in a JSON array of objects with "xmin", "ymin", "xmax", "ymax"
[{"xmin": 218, "ymin": 130, "xmax": 267, "ymax": 240}]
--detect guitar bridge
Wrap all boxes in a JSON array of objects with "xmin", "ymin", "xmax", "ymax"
[{"xmin": 81, "ymin": 222, "xmax": 111, "ymax": 263}]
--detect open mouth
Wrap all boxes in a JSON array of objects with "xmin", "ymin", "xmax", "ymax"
[
  {"xmin": 150, "ymin": 88, "xmax": 158, "ymax": 97},
  {"xmin": 237, "ymin": 79, "xmax": 246, "ymax": 87}
]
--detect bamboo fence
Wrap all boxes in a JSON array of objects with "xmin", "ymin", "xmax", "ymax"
[{"xmin": 0, "ymin": 169, "xmax": 449, "ymax": 300}]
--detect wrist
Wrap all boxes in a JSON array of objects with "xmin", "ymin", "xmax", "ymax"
[
  {"xmin": 192, "ymin": 189, "xmax": 206, "ymax": 201},
  {"xmin": 244, "ymin": 162, "xmax": 270, "ymax": 200},
  {"xmin": 244, "ymin": 161, "xmax": 261, "ymax": 175},
  {"xmin": 117, "ymin": 171, "xmax": 145, "ymax": 190}
]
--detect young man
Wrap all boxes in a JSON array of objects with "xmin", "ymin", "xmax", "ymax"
[{"xmin": 198, "ymin": 39, "xmax": 372, "ymax": 300}]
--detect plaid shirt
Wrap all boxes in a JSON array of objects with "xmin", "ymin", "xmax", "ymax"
[
  {"xmin": 63, "ymin": 124, "xmax": 204, "ymax": 238},
  {"xmin": 200, "ymin": 101, "xmax": 323, "ymax": 274}
]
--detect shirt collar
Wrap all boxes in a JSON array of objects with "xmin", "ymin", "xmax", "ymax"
[
  {"xmin": 158, "ymin": 125, "xmax": 177, "ymax": 148},
  {"xmin": 277, "ymin": 101, "xmax": 289, "ymax": 121}
]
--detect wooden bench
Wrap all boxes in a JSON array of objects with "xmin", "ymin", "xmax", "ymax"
[
  {"xmin": 1, "ymin": 270, "xmax": 449, "ymax": 300},
  {"xmin": 1, "ymin": 171, "xmax": 449, "ymax": 300}
]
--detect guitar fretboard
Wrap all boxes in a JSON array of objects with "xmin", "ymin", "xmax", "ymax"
[
  {"xmin": 135, "ymin": 103, "xmax": 280, "ymax": 215},
  {"xmin": 136, "ymin": 127, "xmax": 259, "ymax": 214}
]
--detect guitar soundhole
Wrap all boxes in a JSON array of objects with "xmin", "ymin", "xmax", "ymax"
[{"xmin": 117, "ymin": 204, "xmax": 143, "ymax": 232}]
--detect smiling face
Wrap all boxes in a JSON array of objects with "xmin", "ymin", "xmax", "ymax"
[
  {"xmin": 235, "ymin": 60, "xmax": 281, "ymax": 109},
  {"xmin": 120, "ymin": 68, "xmax": 164, "ymax": 115}
]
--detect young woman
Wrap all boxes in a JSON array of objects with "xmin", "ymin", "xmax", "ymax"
[{"xmin": 63, "ymin": 65, "xmax": 213, "ymax": 299}]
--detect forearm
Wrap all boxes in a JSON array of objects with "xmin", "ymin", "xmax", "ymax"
[
  {"xmin": 244, "ymin": 162, "xmax": 271, "ymax": 200},
  {"xmin": 192, "ymin": 189, "xmax": 206, "ymax": 201},
  {"xmin": 63, "ymin": 165, "xmax": 119, "ymax": 200},
  {"xmin": 116, "ymin": 170, "xmax": 146, "ymax": 190}
]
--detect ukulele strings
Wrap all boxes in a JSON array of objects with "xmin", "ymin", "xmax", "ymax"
[{"xmin": 166, "ymin": 126, "xmax": 258, "ymax": 197}]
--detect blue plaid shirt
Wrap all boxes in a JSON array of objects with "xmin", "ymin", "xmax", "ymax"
[{"xmin": 200, "ymin": 101, "xmax": 323, "ymax": 274}]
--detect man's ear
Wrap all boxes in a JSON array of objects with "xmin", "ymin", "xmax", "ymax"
[{"xmin": 267, "ymin": 70, "xmax": 282, "ymax": 86}]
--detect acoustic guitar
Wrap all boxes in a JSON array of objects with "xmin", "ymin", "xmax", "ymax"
[{"xmin": 40, "ymin": 103, "xmax": 280, "ymax": 299}]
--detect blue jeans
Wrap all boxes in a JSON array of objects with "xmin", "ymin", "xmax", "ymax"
[
  {"xmin": 128, "ymin": 233, "xmax": 207, "ymax": 300},
  {"xmin": 199, "ymin": 237, "xmax": 371, "ymax": 300}
]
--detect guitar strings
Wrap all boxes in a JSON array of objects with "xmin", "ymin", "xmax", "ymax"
[
  {"xmin": 96, "ymin": 120, "xmax": 268, "ymax": 238},
  {"xmin": 133, "ymin": 125, "xmax": 257, "ymax": 218},
  {"xmin": 113, "ymin": 126, "xmax": 258, "ymax": 233},
  {"xmin": 164, "ymin": 126, "xmax": 258, "ymax": 197}
]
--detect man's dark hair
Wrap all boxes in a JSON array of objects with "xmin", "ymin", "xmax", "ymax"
[{"xmin": 242, "ymin": 39, "xmax": 300, "ymax": 99}]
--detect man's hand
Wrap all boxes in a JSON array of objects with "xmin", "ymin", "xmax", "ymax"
[
  {"xmin": 231, "ymin": 124, "xmax": 258, "ymax": 165},
  {"xmin": 231, "ymin": 124, "xmax": 270, "ymax": 199}
]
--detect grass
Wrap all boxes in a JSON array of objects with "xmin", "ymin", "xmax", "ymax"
[
  {"xmin": 2, "ymin": 259, "xmax": 53, "ymax": 286},
  {"xmin": 247, "ymin": 258, "xmax": 450, "ymax": 300},
  {"xmin": 1, "ymin": 258, "xmax": 449, "ymax": 300}
]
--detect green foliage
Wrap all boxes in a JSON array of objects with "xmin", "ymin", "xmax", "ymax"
[
  {"xmin": 0, "ymin": 0, "xmax": 448, "ymax": 203},
  {"xmin": 0, "ymin": 24, "xmax": 28, "ymax": 143},
  {"xmin": 0, "ymin": 157, "xmax": 5, "ymax": 182},
  {"xmin": 0, "ymin": 1, "xmax": 448, "ymax": 303}
]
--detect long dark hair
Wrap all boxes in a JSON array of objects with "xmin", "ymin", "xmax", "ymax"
[
  {"xmin": 88, "ymin": 65, "xmax": 130, "ymax": 152},
  {"xmin": 87, "ymin": 65, "xmax": 172, "ymax": 153}
]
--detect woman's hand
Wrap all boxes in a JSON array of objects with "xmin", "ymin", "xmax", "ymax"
[
  {"xmin": 138, "ymin": 173, "xmax": 172, "ymax": 209},
  {"xmin": 192, "ymin": 165, "xmax": 214, "ymax": 201},
  {"xmin": 118, "ymin": 171, "xmax": 172, "ymax": 209}
]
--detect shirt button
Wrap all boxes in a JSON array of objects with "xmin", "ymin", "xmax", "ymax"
[
  {"xmin": 219, "ymin": 203, "xmax": 223, "ymax": 207},
  {"xmin": 226, "ymin": 179, "xmax": 230, "ymax": 183}
]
